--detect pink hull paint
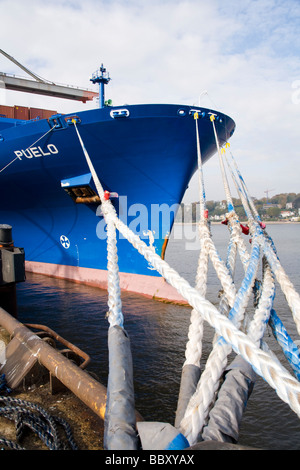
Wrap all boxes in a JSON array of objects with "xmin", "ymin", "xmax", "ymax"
[{"xmin": 25, "ymin": 261, "xmax": 189, "ymax": 305}]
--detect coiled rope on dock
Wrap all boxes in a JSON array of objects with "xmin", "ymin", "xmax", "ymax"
[
  {"xmin": 0, "ymin": 375, "xmax": 78, "ymax": 450},
  {"xmin": 73, "ymin": 113, "xmax": 300, "ymax": 450},
  {"xmin": 0, "ymin": 396, "xmax": 78, "ymax": 450}
]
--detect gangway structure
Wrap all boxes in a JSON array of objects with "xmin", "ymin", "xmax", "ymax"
[{"xmin": 0, "ymin": 49, "xmax": 98, "ymax": 103}]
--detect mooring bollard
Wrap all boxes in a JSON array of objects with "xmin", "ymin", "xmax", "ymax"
[{"xmin": 0, "ymin": 224, "xmax": 25, "ymax": 317}]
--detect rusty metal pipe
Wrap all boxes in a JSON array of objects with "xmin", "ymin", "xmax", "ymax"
[
  {"xmin": 0, "ymin": 307, "xmax": 143, "ymax": 422},
  {"xmin": 25, "ymin": 323, "xmax": 90, "ymax": 369}
]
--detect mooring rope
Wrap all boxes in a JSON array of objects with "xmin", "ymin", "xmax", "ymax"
[
  {"xmin": 73, "ymin": 117, "xmax": 300, "ymax": 449},
  {"xmin": 223, "ymin": 144, "xmax": 299, "ymax": 330},
  {"xmin": 269, "ymin": 310, "xmax": 300, "ymax": 380},
  {"xmin": 0, "ymin": 376, "xmax": 78, "ymax": 450},
  {"xmin": 178, "ymin": 118, "xmax": 300, "ymax": 444},
  {"xmin": 0, "ymin": 126, "xmax": 54, "ymax": 174},
  {"xmin": 73, "ymin": 120, "xmax": 123, "ymax": 328},
  {"xmin": 178, "ymin": 114, "xmax": 257, "ymax": 442}
]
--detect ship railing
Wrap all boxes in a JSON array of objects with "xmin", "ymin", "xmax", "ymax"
[{"xmin": 72, "ymin": 115, "xmax": 300, "ymax": 450}]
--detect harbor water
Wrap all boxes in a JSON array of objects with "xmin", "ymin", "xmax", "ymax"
[{"xmin": 15, "ymin": 223, "xmax": 300, "ymax": 450}]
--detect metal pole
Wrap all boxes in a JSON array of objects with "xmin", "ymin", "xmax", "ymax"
[
  {"xmin": 100, "ymin": 81, "xmax": 104, "ymax": 108},
  {"xmin": 0, "ymin": 307, "xmax": 107, "ymax": 418}
]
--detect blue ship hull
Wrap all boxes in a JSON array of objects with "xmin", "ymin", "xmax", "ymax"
[{"xmin": 0, "ymin": 103, "xmax": 235, "ymax": 301}]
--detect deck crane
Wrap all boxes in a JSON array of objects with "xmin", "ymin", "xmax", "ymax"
[{"xmin": 264, "ymin": 188, "xmax": 275, "ymax": 204}]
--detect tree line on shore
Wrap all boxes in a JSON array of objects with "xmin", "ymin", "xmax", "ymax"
[{"xmin": 178, "ymin": 193, "xmax": 300, "ymax": 223}]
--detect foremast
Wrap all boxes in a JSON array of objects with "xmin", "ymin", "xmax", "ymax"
[{"xmin": 90, "ymin": 64, "xmax": 111, "ymax": 109}]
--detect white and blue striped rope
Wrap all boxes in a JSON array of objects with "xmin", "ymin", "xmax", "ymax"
[{"xmin": 269, "ymin": 309, "xmax": 300, "ymax": 381}]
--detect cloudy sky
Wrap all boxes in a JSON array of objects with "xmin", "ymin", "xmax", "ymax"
[{"xmin": 0, "ymin": 0, "xmax": 299, "ymax": 202}]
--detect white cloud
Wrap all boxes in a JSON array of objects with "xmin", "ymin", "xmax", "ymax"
[{"xmin": 0, "ymin": 0, "xmax": 299, "ymax": 201}]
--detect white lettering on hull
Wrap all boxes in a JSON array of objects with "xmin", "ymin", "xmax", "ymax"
[{"xmin": 14, "ymin": 144, "xmax": 59, "ymax": 160}]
